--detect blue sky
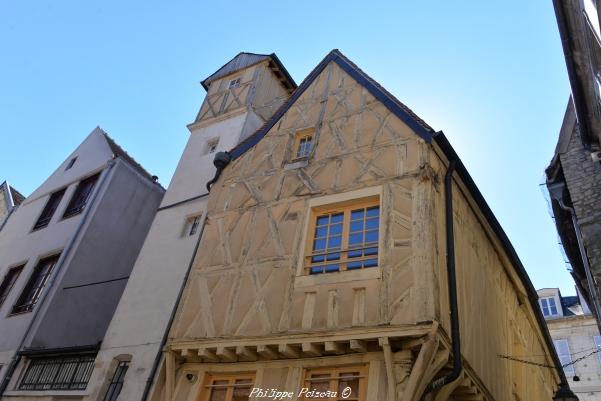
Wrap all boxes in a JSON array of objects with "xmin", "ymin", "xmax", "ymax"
[{"xmin": 0, "ymin": 1, "xmax": 575, "ymax": 294}]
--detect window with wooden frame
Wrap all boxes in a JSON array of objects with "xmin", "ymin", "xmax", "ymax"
[
  {"xmin": 228, "ymin": 77, "xmax": 241, "ymax": 89},
  {"xmin": 0, "ymin": 265, "xmax": 24, "ymax": 308},
  {"xmin": 301, "ymin": 365, "xmax": 367, "ymax": 401},
  {"xmin": 11, "ymin": 254, "xmax": 60, "ymax": 315},
  {"xmin": 33, "ymin": 189, "xmax": 66, "ymax": 230},
  {"xmin": 293, "ymin": 129, "xmax": 314, "ymax": 160},
  {"xmin": 199, "ymin": 373, "xmax": 255, "ymax": 401},
  {"xmin": 63, "ymin": 173, "xmax": 100, "ymax": 218},
  {"xmin": 304, "ymin": 197, "xmax": 380, "ymax": 275}
]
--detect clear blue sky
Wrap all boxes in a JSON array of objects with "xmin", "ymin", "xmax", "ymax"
[{"xmin": 0, "ymin": 1, "xmax": 575, "ymax": 294}]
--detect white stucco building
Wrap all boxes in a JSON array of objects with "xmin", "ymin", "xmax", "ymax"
[
  {"xmin": 538, "ymin": 288, "xmax": 601, "ymax": 401},
  {"xmin": 0, "ymin": 127, "xmax": 164, "ymax": 400},
  {"xmin": 82, "ymin": 53, "xmax": 297, "ymax": 401}
]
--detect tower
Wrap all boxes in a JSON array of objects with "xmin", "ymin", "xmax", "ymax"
[{"xmin": 83, "ymin": 53, "xmax": 296, "ymax": 401}]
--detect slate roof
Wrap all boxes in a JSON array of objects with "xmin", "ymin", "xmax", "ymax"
[
  {"xmin": 97, "ymin": 127, "xmax": 158, "ymax": 184},
  {"xmin": 201, "ymin": 52, "xmax": 296, "ymax": 92}
]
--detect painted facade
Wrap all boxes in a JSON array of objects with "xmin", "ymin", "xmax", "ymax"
[
  {"xmin": 81, "ymin": 53, "xmax": 297, "ymax": 401},
  {"xmin": 538, "ymin": 288, "xmax": 601, "ymax": 400},
  {"xmin": 147, "ymin": 50, "xmax": 564, "ymax": 401},
  {"xmin": 0, "ymin": 128, "xmax": 164, "ymax": 400}
]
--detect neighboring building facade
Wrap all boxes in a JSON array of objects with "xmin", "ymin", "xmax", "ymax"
[
  {"xmin": 148, "ymin": 50, "xmax": 565, "ymax": 401},
  {"xmin": 0, "ymin": 127, "xmax": 164, "ymax": 400},
  {"xmin": 550, "ymin": 0, "xmax": 601, "ymax": 324},
  {"xmin": 546, "ymin": 100, "xmax": 601, "ymax": 329},
  {"xmin": 81, "ymin": 53, "xmax": 297, "ymax": 401},
  {"xmin": 0, "ymin": 182, "xmax": 24, "ymax": 230},
  {"xmin": 538, "ymin": 288, "xmax": 601, "ymax": 400}
]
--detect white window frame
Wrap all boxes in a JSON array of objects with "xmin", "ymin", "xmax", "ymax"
[
  {"xmin": 594, "ymin": 335, "xmax": 601, "ymax": 365},
  {"xmin": 540, "ymin": 297, "xmax": 559, "ymax": 317},
  {"xmin": 554, "ymin": 339, "xmax": 575, "ymax": 375}
]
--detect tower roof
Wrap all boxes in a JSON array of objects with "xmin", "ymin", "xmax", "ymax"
[{"xmin": 201, "ymin": 52, "xmax": 296, "ymax": 92}]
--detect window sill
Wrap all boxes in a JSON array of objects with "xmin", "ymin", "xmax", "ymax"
[
  {"xmin": 294, "ymin": 267, "xmax": 381, "ymax": 288},
  {"xmin": 4, "ymin": 389, "xmax": 89, "ymax": 397},
  {"xmin": 284, "ymin": 159, "xmax": 309, "ymax": 170}
]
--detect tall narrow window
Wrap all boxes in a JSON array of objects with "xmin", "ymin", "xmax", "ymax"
[
  {"xmin": 554, "ymin": 339, "xmax": 575, "ymax": 375},
  {"xmin": 33, "ymin": 189, "xmax": 66, "ymax": 230},
  {"xmin": 0, "ymin": 265, "xmax": 24, "ymax": 307},
  {"xmin": 63, "ymin": 173, "xmax": 100, "ymax": 218},
  {"xmin": 302, "ymin": 366, "xmax": 367, "ymax": 400},
  {"xmin": 305, "ymin": 198, "xmax": 380, "ymax": 275},
  {"xmin": 184, "ymin": 215, "xmax": 202, "ymax": 237},
  {"xmin": 200, "ymin": 374, "xmax": 254, "ymax": 401},
  {"xmin": 12, "ymin": 255, "xmax": 60, "ymax": 314},
  {"xmin": 294, "ymin": 129, "xmax": 314, "ymax": 160},
  {"xmin": 102, "ymin": 361, "xmax": 129, "ymax": 401},
  {"xmin": 540, "ymin": 297, "xmax": 559, "ymax": 317}
]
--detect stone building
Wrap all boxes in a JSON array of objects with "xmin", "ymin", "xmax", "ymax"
[
  {"xmin": 0, "ymin": 127, "xmax": 164, "ymax": 400},
  {"xmin": 80, "ymin": 53, "xmax": 297, "ymax": 401},
  {"xmin": 0, "ymin": 182, "xmax": 24, "ymax": 230},
  {"xmin": 550, "ymin": 0, "xmax": 601, "ymax": 323},
  {"xmin": 147, "ymin": 50, "xmax": 568, "ymax": 401},
  {"xmin": 545, "ymin": 100, "xmax": 601, "ymax": 329},
  {"xmin": 538, "ymin": 288, "xmax": 601, "ymax": 400}
]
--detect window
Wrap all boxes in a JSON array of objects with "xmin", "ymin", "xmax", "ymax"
[
  {"xmin": 554, "ymin": 339, "xmax": 575, "ymax": 375},
  {"xmin": 102, "ymin": 361, "xmax": 129, "ymax": 401},
  {"xmin": 540, "ymin": 297, "xmax": 559, "ymax": 317},
  {"xmin": 293, "ymin": 129, "xmax": 314, "ymax": 160},
  {"xmin": 199, "ymin": 373, "xmax": 254, "ymax": 401},
  {"xmin": 0, "ymin": 265, "xmax": 24, "ymax": 307},
  {"xmin": 228, "ymin": 77, "xmax": 241, "ymax": 89},
  {"xmin": 63, "ymin": 173, "xmax": 100, "ymax": 218},
  {"xmin": 594, "ymin": 335, "xmax": 601, "ymax": 365},
  {"xmin": 32, "ymin": 189, "xmax": 66, "ymax": 230},
  {"xmin": 65, "ymin": 157, "xmax": 77, "ymax": 171},
  {"xmin": 207, "ymin": 139, "xmax": 219, "ymax": 154},
  {"xmin": 18, "ymin": 353, "xmax": 96, "ymax": 390},
  {"xmin": 301, "ymin": 366, "xmax": 367, "ymax": 400},
  {"xmin": 584, "ymin": 0, "xmax": 601, "ymax": 40},
  {"xmin": 12, "ymin": 255, "xmax": 60, "ymax": 314},
  {"xmin": 305, "ymin": 198, "xmax": 379, "ymax": 275},
  {"xmin": 184, "ymin": 215, "xmax": 202, "ymax": 237}
]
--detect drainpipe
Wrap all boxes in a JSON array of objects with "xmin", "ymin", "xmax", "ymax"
[
  {"xmin": 206, "ymin": 151, "xmax": 232, "ymax": 192},
  {"xmin": 0, "ymin": 160, "xmax": 116, "ymax": 396},
  {"xmin": 424, "ymin": 160, "xmax": 462, "ymax": 394},
  {"xmin": 548, "ymin": 181, "xmax": 601, "ymax": 335},
  {"xmin": 141, "ymin": 151, "xmax": 231, "ymax": 401}
]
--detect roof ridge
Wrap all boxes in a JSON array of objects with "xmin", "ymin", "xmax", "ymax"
[{"xmin": 99, "ymin": 130, "xmax": 160, "ymax": 185}]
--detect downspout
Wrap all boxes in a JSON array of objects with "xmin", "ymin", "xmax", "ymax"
[
  {"xmin": 141, "ymin": 152, "xmax": 231, "ymax": 401},
  {"xmin": 550, "ymin": 182, "xmax": 601, "ymax": 335},
  {"xmin": 0, "ymin": 160, "xmax": 116, "ymax": 396},
  {"xmin": 424, "ymin": 160, "xmax": 462, "ymax": 394},
  {"xmin": 205, "ymin": 151, "xmax": 231, "ymax": 192}
]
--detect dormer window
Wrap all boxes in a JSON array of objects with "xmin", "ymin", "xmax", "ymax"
[
  {"xmin": 228, "ymin": 78, "xmax": 241, "ymax": 89},
  {"xmin": 540, "ymin": 297, "xmax": 559, "ymax": 317}
]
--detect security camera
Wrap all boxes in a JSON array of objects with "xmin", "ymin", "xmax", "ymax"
[{"xmin": 186, "ymin": 373, "xmax": 198, "ymax": 383}]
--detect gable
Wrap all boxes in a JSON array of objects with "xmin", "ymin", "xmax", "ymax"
[{"xmin": 230, "ymin": 50, "xmax": 434, "ymax": 160}]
